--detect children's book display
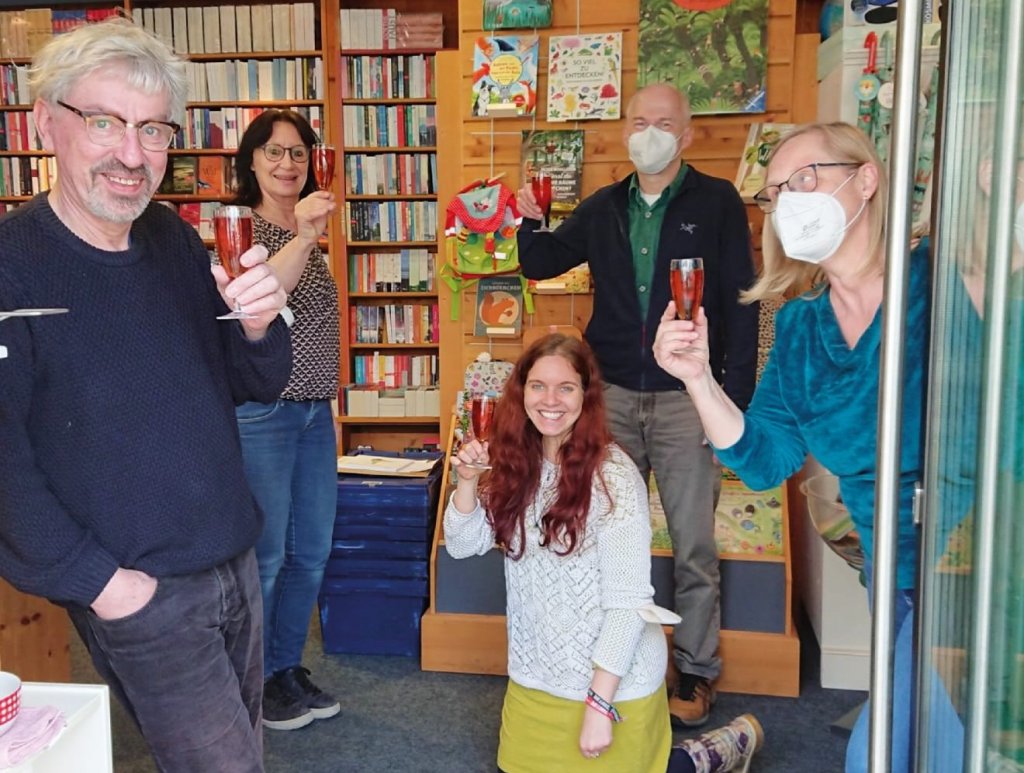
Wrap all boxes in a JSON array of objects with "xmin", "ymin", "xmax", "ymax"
[
  {"xmin": 471, "ymin": 35, "xmax": 539, "ymax": 118},
  {"xmin": 546, "ymin": 32, "xmax": 622, "ymax": 122}
]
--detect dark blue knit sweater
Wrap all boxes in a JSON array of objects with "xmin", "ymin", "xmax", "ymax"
[{"xmin": 0, "ymin": 195, "xmax": 292, "ymax": 607}]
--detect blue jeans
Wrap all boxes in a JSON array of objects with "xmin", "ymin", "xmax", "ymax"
[
  {"xmin": 236, "ymin": 399, "xmax": 337, "ymax": 677},
  {"xmin": 846, "ymin": 572, "xmax": 964, "ymax": 772},
  {"xmin": 603, "ymin": 383, "xmax": 722, "ymax": 679},
  {"xmin": 68, "ymin": 550, "xmax": 264, "ymax": 772}
]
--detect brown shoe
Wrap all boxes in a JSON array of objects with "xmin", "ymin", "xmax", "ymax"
[{"xmin": 669, "ymin": 673, "xmax": 716, "ymax": 727}]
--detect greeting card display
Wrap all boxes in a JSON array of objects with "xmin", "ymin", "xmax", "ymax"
[
  {"xmin": 471, "ymin": 35, "xmax": 539, "ymax": 118},
  {"xmin": 546, "ymin": 32, "xmax": 622, "ymax": 122}
]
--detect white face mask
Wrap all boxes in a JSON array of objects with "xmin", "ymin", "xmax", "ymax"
[
  {"xmin": 628, "ymin": 125, "xmax": 680, "ymax": 175},
  {"xmin": 771, "ymin": 173, "xmax": 866, "ymax": 264}
]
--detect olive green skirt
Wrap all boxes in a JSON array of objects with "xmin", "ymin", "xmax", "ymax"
[{"xmin": 496, "ymin": 680, "xmax": 671, "ymax": 773}]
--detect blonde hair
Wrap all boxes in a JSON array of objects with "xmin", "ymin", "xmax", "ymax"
[{"xmin": 743, "ymin": 122, "xmax": 888, "ymax": 302}]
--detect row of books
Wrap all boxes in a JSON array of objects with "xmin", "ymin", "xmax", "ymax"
[
  {"xmin": 352, "ymin": 353, "xmax": 438, "ymax": 389},
  {"xmin": 0, "ymin": 8, "xmax": 118, "ymax": 58},
  {"xmin": 0, "ymin": 110, "xmax": 39, "ymax": 152},
  {"xmin": 158, "ymin": 156, "xmax": 233, "ymax": 197},
  {"xmin": 0, "ymin": 64, "xmax": 30, "ymax": 107},
  {"xmin": 345, "ymin": 200, "xmax": 438, "ymax": 244},
  {"xmin": 340, "ymin": 54, "xmax": 434, "ymax": 100},
  {"xmin": 339, "ymin": 9, "xmax": 443, "ymax": 52},
  {"xmin": 342, "ymin": 385, "xmax": 440, "ymax": 419},
  {"xmin": 132, "ymin": 4, "xmax": 317, "ymax": 57},
  {"xmin": 348, "ymin": 250, "xmax": 435, "ymax": 294},
  {"xmin": 0, "ymin": 155, "xmax": 55, "ymax": 198},
  {"xmin": 341, "ymin": 104, "xmax": 437, "ymax": 148},
  {"xmin": 172, "ymin": 105, "xmax": 322, "ymax": 151},
  {"xmin": 349, "ymin": 303, "xmax": 439, "ymax": 345},
  {"xmin": 343, "ymin": 153, "xmax": 436, "ymax": 196},
  {"xmin": 187, "ymin": 57, "xmax": 323, "ymax": 103}
]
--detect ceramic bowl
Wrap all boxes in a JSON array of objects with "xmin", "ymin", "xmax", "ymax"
[{"xmin": 0, "ymin": 671, "xmax": 22, "ymax": 737}]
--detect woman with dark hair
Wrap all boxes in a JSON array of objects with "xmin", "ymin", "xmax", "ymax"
[
  {"xmin": 445, "ymin": 334, "xmax": 762, "ymax": 773},
  {"xmin": 232, "ymin": 109, "xmax": 340, "ymax": 731}
]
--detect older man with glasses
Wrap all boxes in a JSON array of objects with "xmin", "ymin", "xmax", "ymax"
[{"xmin": 0, "ymin": 19, "xmax": 291, "ymax": 772}]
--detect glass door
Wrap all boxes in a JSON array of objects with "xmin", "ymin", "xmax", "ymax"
[{"xmin": 918, "ymin": 1, "xmax": 1024, "ymax": 770}]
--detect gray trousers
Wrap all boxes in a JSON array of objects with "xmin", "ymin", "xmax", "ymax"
[
  {"xmin": 68, "ymin": 549, "xmax": 265, "ymax": 773},
  {"xmin": 604, "ymin": 383, "xmax": 722, "ymax": 680}
]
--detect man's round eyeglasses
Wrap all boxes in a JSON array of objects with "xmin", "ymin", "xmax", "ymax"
[
  {"xmin": 57, "ymin": 101, "xmax": 180, "ymax": 151},
  {"xmin": 259, "ymin": 144, "xmax": 310, "ymax": 163},
  {"xmin": 753, "ymin": 162, "xmax": 861, "ymax": 214}
]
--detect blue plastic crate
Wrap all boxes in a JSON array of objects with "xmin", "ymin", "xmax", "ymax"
[
  {"xmin": 330, "ymin": 538, "xmax": 430, "ymax": 561},
  {"xmin": 332, "ymin": 521, "xmax": 433, "ymax": 543},
  {"xmin": 324, "ymin": 556, "xmax": 428, "ymax": 580},
  {"xmin": 319, "ymin": 576, "xmax": 428, "ymax": 657},
  {"xmin": 336, "ymin": 451, "xmax": 444, "ymax": 527}
]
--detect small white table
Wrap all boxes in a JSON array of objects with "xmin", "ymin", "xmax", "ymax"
[{"xmin": 6, "ymin": 683, "xmax": 112, "ymax": 772}]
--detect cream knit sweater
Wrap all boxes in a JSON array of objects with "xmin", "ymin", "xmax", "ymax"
[{"xmin": 444, "ymin": 445, "xmax": 668, "ymax": 702}]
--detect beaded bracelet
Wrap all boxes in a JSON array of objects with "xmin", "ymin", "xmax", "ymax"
[{"xmin": 585, "ymin": 688, "xmax": 623, "ymax": 723}]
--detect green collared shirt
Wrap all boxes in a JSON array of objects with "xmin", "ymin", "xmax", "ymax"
[{"xmin": 627, "ymin": 164, "xmax": 688, "ymax": 318}]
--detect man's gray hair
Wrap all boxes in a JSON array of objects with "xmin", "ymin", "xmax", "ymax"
[{"xmin": 29, "ymin": 18, "xmax": 188, "ymax": 124}]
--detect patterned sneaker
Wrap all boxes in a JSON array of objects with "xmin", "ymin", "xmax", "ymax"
[
  {"xmin": 669, "ymin": 673, "xmax": 716, "ymax": 727},
  {"xmin": 674, "ymin": 713, "xmax": 764, "ymax": 773},
  {"xmin": 277, "ymin": 666, "xmax": 341, "ymax": 720},
  {"xmin": 262, "ymin": 673, "xmax": 314, "ymax": 731}
]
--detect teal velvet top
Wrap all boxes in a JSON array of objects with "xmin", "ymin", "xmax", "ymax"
[{"xmin": 716, "ymin": 244, "xmax": 930, "ymax": 589}]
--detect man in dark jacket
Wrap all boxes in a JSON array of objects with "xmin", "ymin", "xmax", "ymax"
[{"xmin": 516, "ymin": 83, "xmax": 759, "ymax": 727}]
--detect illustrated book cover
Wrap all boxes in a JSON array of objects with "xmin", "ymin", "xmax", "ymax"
[
  {"xmin": 470, "ymin": 35, "xmax": 539, "ymax": 118},
  {"xmin": 520, "ymin": 129, "xmax": 584, "ymax": 208},
  {"xmin": 474, "ymin": 275, "xmax": 523, "ymax": 337},
  {"xmin": 638, "ymin": 0, "xmax": 768, "ymax": 116},
  {"xmin": 546, "ymin": 32, "xmax": 622, "ymax": 122}
]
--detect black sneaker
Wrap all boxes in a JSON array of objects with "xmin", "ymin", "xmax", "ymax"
[
  {"xmin": 262, "ymin": 673, "xmax": 314, "ymax": 731},
  {"xmin": 276, "ymin": 666, "xmax": 341, "ymax": 720}
]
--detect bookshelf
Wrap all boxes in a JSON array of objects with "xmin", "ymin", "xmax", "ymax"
[{"xmin": 333, "ymin": 37, "xmax": 450, "ymax": 453}]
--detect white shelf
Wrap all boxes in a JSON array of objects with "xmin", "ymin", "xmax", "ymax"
[{"xmin": 8, "ymin": 683, "xmax": 112, "ymax": 773}]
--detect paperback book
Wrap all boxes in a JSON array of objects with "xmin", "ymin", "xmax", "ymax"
[
  {"xmin": 474, "ymin": 275, "xmax": 523, "ymax": 337},
  {"xmin": 471, "ymin": 35, "xmax": 539, "ymax": 118},
  {"xmin": 546, "ymin": 32, "xmax": 622, "ymax": 122},
  {"xmin": 482, "ymin": 0, "xmax": 552, "ymax": 30},
  {"xmin": 521, "ymin": 129, "xmax": 584, "ymax": 207},
  {"xmin": 734, "ymin": 122, "xmax": 795, "ymax": 202}
]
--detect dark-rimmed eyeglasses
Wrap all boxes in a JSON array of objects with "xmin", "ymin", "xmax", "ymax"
[
  {"xmin": 57, "ymin": 101, "xmax": 180, "ymax": 151},
  {"xmin": 753, "ymin": 162, "xmax": 862, "ymax": 214},
  {"xmin": 259, "ymin": 143, "xmax": 310, "ymax": 163}
]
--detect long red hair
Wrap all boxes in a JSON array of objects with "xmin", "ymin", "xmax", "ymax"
[{"xmin": 481, "ymin": 334, "xmax": 612, "ymax": 559}]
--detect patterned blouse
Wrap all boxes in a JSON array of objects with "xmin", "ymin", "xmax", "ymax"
[{"xmin": 253, "ymin": 212, "xmax": 339, "ymax": 401}]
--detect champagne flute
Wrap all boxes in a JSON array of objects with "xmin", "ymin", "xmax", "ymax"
[
  {"xmin": 213, "ymin": 205, "xmax": 256, "ymax": 320},
  {"xmin": 670, "ymin": 258, "xmax": 704, "ymax": 322},
  {"xmin": 311, "ymin": 144, "xmax": 336, "ymax": 191},
  {"xmin": 460, "ymin": 392, "xmax": 496, "ymax": 471},
  {"xmin": 531, "ymin": 172, "xmax": 553, "ymax": 232}
]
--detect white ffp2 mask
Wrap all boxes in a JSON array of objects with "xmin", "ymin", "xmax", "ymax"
[
  {"xmin": 771, "ymin": 173, "xmax": 865, "ymax": 264},
  {"xmin": 628, "ymin": 126, "xmax": 680, "ymax": 175}
]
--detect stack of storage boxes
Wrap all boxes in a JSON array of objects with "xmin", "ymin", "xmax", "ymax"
[{"xmin": 318, "ymin": 450, "xmax": 443, "ymax": 657}]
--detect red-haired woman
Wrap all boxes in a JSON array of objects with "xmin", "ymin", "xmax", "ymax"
[{"xmin": 445, "ymin": 334, "xmax": 762, "ymax": 773}]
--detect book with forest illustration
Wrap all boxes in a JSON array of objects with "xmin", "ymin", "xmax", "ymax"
[{"xmin": 638, "ymin": 0, "xmax": 768, "ymax": 116}]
